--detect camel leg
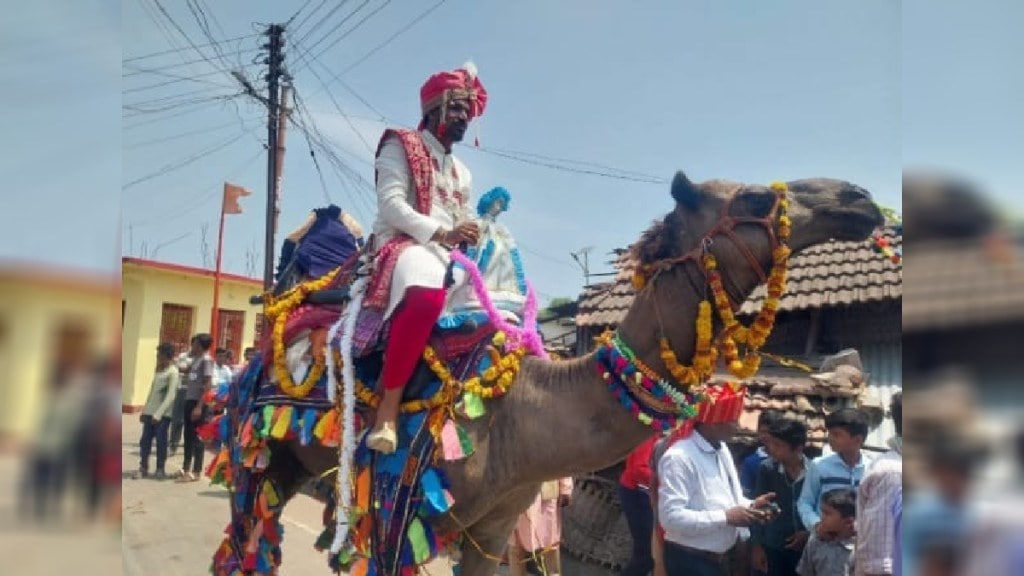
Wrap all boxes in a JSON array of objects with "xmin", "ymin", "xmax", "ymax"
[
  {"xmin": 458, "ymin": 511, "xmax": 518, "ymax": 576},
  {"xmin": 245, "ymin": 442, "xmax": 313, "ymax": 573},
  {"xmin": 506, "ymin": 543, "xmax": 528, "ymax": 576}
]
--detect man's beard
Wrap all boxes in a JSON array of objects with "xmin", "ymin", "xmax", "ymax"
[{"xmin": 444, "ymin": 121, "xmax": 468, "ymax": 142}]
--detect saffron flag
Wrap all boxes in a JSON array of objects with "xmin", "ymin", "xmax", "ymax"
[{"xmin": 223, "ymin": 182, "xmax": 251, "ymax": 214}]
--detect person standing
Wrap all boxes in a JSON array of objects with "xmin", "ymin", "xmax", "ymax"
[
  {"xmin": 657, "ymin": 384, "xmax": 777, "ymax": 576},
  {"xmin": 797, "ymin": 408, "xmax": 872, "ymax": 539},
  {"xmin": 752, "ymin": 417, "xmax": 811, "ymax": 576},
  {"xmin": 169, "ymin": 345, "xmax": 192, "ymax": 454},
  {"xmin": 618, "ymin": 434, "xmax": 661, "ymax": 576},
  {"xmin": 855, "ymin": 392, "xmax": 902, "ymax": 576},
  {"xmin": 506, "ymin": 478, "xmax": 574, "ymax": 576},
  {"xmin": 176, "ymin": 333, "xmax": 213, "ymax": 482},
  {"xmin": 133, "ymin": 343, "xmax": 178, "ymax": 479}
]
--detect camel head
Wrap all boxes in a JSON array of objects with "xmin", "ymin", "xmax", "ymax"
[{"xmin": 635, "ymin": 171, "xmax": 883, "ymax": 301}]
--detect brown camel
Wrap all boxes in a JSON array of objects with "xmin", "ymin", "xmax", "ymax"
[{"xmin": 255, "ymin": 171, "xmax": 883, "ymax": 576}]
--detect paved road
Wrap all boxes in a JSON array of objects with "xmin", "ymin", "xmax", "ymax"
[{"xmin": 120, "ymin": 415, "xmax": 612, "ymax": 576}]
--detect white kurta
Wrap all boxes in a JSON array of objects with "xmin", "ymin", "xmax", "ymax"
[{"xmin": 370, "ymin": 129, "xmax": 472, "ymax": 318}]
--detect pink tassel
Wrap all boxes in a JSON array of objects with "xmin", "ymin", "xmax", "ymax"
[
  {"xmin": 440, "ymin": 419, "xmax": 466, "ymax": 460},
  {"xmin": 449, "ymin": 250, "xmax": 548, "ymax": 358}
]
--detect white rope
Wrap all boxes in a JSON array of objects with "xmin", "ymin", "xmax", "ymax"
[{"xmin": 328, "ymin": 275, "xmax": 368, "ymax": 556}]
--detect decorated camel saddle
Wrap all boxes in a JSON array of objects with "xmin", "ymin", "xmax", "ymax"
[{"xmin": 206, "ymin": 203, "xmax": 547, "ymax": 576}]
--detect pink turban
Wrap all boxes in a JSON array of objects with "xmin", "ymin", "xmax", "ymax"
[{"xmin": 419, "ymin": 62, "xmax": 488, "ymax": 124}]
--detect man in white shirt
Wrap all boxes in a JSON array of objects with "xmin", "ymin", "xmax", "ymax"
[
  {"xmin": 658, "ymin": 384, "xmax": 777, "ymax": 576},
  {"xmin": 364, "ymin": 62, "xmax": 488, "ymax": 454}
]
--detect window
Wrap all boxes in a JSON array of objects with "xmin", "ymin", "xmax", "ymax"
[
  {"xmin": 160, "ymin": 303, "xmax": 194, "ymax": 355},
  {"xmin": 216, "ymin": 309, "xmax": 245, "ymax": 361}
]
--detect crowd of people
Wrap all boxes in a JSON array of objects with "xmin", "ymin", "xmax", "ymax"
[
  {"xmin": 131, "ymin": 335, "xmax": 253, "ymax": 482},
  {"xmin": 616, "ymin": 393, "xmax": 903, "ymax": 576}
]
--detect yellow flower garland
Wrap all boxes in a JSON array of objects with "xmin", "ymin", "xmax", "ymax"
[
  {"xmin": 656, "ymin": 181, "xmax": 792, "ymax": 382},
  {"xmin": 266, "ymin": 267, "xmax": 341, "ymax": 398},
  {"xmin": 423, "ymin": 332, "xmax": 527, "ymax": 400}
]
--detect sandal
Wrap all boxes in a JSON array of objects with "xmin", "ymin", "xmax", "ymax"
[{"xmin": 174, "ymin": 472, "xmax": 195, "ymax": 483}]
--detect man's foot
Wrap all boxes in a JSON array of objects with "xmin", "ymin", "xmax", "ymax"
[
  {"xmin": 153, "ymin": 470, "xmax": 167, "ymax": 480},
  {"xmin": 366, "ymin": 422, "xmax": 397, "ymax": 454},
  {"xmin": 175, "ymin": 471, "xmax": 197, "ymax": 483},
  {"xmin": 130, "ymin": 469, "xmax": 148, "ymax": 480}
]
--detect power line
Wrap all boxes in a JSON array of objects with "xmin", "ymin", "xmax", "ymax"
[
  {"xmin": 122, "ymin": 130, "xmax": 250, "ymax": 190},
  {"xmin": 123, "ymin": 33, "xmax": 258, "ymax": 62},
  {"xmin": 292, "ymin": 0, "xmax": 355, "ymax": 50},
  {"xmin": 122, "ymin": 47, "xmax": 259, "ymax": 76},
  {"xmin": 122, "ymin": 96, "xmax": 238, "ymax": 129},
  {"xmin": 123, "ymin": 119, "xmax": 250, "ymax": 150},
  {"xmin": 122, "ymin": 69, "xmax": 234, "ymax": 93},
  {"xmin": 470, "ymin": 146, "xmax": 669, "ymax": 184},
  {"xmin": 339, "ymin": 0, "xmax": 447, "ymax": 75},
  {"xmin": 303, "ymin": 0, "xmax": 392, "ymax": 65},
  {"xmin": 286, "ymin": 0, "xmax": 319, "ymax": 27},
  {"xmin": 130, "ymin": 148, "xmax": 265, "ymax": 227}
]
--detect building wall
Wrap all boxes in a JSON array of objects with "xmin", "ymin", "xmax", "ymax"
[
  {"xmin": 121, "ymin": 263, "xmax": 261, "ymax": 409},
  {"xmin": 0, "ymin": 276, "xmax": 117, "ymax": 443}
]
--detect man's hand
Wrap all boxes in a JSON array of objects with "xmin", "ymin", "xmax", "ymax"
[
  {"xmin": 751, "ymin": 544, "xmax": 768, "ymax": 573},
  {"xmin": 191, "ymin": 406, "xmax": 203, "ymax": 422},
  {"xmin": 725, "ymin": 506, "xmax": 763, "ymax": 527},
  {"xmin": 749, "ymin": 492, "xmax": 779, "ymax": 522},
  {"xmin": 447, "ymin": 221, "xmax": 480, "ymax": 246},
  {"xmin": 785, "ymin": 530, "xmax": 810, "ymax": 551}
]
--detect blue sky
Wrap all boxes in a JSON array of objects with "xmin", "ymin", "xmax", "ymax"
[{"xmin": 6, "ymin": 1, "xmax": 1020, "ymax": 303}]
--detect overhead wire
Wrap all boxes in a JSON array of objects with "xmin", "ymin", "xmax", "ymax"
[
  {"xmin": 338, "ymin": 0, "xmax": 447, "ymax": 75},
  {"xmin": 122, "ymin": 130, "xmax": 251, "ymax": 190},
  {"xmin": 123, "ymin": 33, "xmax": 258, "ymax": 62}
]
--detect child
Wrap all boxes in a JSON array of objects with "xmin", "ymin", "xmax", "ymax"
[
  {"xmin": 741, "ymin": 410, "xmax": 781, "ymax": 498},
  {"xmin": 797, "ymin": 489, "xmax": 856, "ymax": 576},
  {"xmin": 797, "ymin": 408, "xmax": 872, "ymax": 538},
  {"xmin": 134, "ymin": 343, "xmax": 179, "ymax": 479},
  {"xmin": 752, "ymin": 417, "xmax": 811, "ymax": 576}
]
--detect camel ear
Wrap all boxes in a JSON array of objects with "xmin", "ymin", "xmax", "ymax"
[{"xmin": 671, "ymin": 171, "xmax": 700, "ymax": 209}]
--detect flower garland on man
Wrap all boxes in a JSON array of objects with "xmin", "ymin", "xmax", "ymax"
[{"xmin": 362, "ymin": 62, "xmax": 489, "ymax": 454}]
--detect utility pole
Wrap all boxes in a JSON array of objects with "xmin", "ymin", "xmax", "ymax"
[
  {"xmin": 262, "ymin": 23, "xmax": 285, "ymax": 291},
  {"xmin": 571, "ymin": 247, "xmax": 593, "ymax": 287}
]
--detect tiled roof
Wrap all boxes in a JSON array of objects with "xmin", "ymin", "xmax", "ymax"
[
  {"xmin": 902, "ymin": 236, "xmax": 1024, "ymax": 331},
  {"xmin": 576, "ymin": 227, "xmax": 902, "ymax": 327}
]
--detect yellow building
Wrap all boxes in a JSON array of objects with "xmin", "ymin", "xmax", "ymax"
[
  {"xmin": 121, "ymin": 258, "xmax": 263, "ymax": 410},
  {"xmin": 0, "ymin": 264, "xmax": 119, "ymax": 446}
]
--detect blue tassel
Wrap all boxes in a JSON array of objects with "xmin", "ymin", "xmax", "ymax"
[{"xmin": 301, "ymin": 409, "xmax": 316, "ymax": 446}]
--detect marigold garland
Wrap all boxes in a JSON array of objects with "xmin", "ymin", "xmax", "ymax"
[
  {"xmin": 423, "ymin": 332, "xmax": 528, "ymax": 400},
  {"xmin": 266, "ymin": 267, "xmax": 341, "ymax": 398},
  {"xmin": 650, "ymin": 181, "xmax": 792, "ymax": 382}
]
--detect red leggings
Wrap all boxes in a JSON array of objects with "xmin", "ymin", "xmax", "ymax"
[{"xmin": 381, "ymin": 286, "xmax": 446, "ymax": 390}]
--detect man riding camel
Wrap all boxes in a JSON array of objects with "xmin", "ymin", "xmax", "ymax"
[{"xmin": 364, "ymin": 62, "xmax": 488, "ymax": 454}]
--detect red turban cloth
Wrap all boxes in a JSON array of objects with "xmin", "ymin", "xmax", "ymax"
[
  {"xmin": 675, "ymin": 382, "xmax": 747, "ymax": 439},
  {"xmin": 418, "ymin": 62, "xmax": 488, "ymax": 127}
]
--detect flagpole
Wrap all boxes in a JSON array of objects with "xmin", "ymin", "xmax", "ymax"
[{"xmin": 211, "ymin": 184, "xmax": 228, "ymax": 347}]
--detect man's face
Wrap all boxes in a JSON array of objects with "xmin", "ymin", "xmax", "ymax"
[
  {"xmin": 766, "ymin": 436, "xmax": 799, "ymax": 463},
  {"xmin": 216, "ymin": 351, "xmax": 229, "ymax": 365},
  {"xmin": 441, "ymin": 98, "xmax": 470, "ymax": 142},
  {"xmin": 702, "ymin": 421, "xmax": 739, "ymax": 444},
  {"xmin": 817, "ymin": 502, "xmax": 850, "ymax": 534},
  {"xmin": 756, "ymin": 425, "xmax": 771, "ymax": 446},
  {"xmin": 827, "ymin": 427, "xmax": 860, "ymax": 454}
]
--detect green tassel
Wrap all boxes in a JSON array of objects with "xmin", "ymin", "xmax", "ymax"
[
  {"xmin": 260, "ymin": 405, "xmax": 274, "ymax": 437},
  {"xmin": 462, "ymin": 392, "xmax": 486, "ymax": 419},
  {"xmin": 457, "ymin": 424, "xmax": 475, "ymax": 458}
]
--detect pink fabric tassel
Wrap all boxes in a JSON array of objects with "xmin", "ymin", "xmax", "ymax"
[
  {"xmin": 449, "ymin": 250, "xmax": 547, "ymax": 358},
  {"xmin": 440, "ymin": 419, "xmax": 465, "ymax": 460}
]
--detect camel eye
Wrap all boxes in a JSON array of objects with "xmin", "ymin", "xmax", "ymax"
[{"xmin": 734, "ymin": 191, "xmax": 775, "ymax": 217}]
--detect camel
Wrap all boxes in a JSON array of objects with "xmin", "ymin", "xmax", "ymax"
[{"xmin": 229, "ymin": 171, "xmax": 883, "ymax": 576}]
